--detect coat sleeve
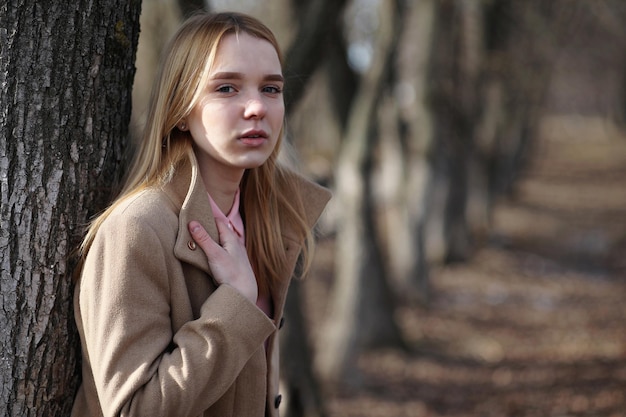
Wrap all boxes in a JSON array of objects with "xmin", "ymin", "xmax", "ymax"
[{"xmin": 77, "ymin": 205, "xmax": 275, "ymax": 417}]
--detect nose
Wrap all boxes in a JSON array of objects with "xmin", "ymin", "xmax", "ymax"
[{"xmin": 243, "ymin": 94, "xmax": 267, "ymax": 119}]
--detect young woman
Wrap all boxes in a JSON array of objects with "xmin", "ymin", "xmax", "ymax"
[{"xmin": 71, "ymin": 12, "xmax": 330, "ymax": 417}]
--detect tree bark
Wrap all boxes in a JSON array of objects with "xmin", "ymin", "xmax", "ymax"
[
  {"xmin": 0, "ymin": 1, "xmax": 141, "ymax": 415},
  {"xmin": 317, "ymin": 0, "xmax": 406, "ymax": 386}
]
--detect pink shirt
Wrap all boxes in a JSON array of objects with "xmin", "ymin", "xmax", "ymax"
[
  {"xmin": 208, "ymin": 189, "xmax": 245, "ymax": 245},
  {"xmin": 208, "ymin": 190, "xmax": 273, "ymax": 319}
]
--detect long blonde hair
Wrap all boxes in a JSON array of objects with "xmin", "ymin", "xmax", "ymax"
[{"xmin": 80, "ymin": 12, "xmax": 314, "ymax": 294}]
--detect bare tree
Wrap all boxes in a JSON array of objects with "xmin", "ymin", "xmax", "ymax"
[
  {"xmin": 279, "ymin": 1, "xmax": 350, "ymax": 415},
  {"xmin": 317, "ymin": 0, "xmax": 406, "ymax": 386},
  {"xmin": 479, "ymin": 0, "xmax": 573, "ymax": 199},
  {"xmin": 280, "ymin": 279, "xmax": 329, "ymax": 417},
  {"xmin": 420, "ymin": 0, "xmax": 566, "ymax": 267},
  {"xmin": 0, "ymin": 1, "xmax": 141, "ymax": 415},
  {"xmin": 426, "ymin": 0, "xmax": 485, "ymax": 263},
  {"xmin": 283, "ymin": 0, "xmax": 351, "ymax": 114},
  {"xmin": 382, "ymin": 0, "xmax": 438, "ymax": 303}
]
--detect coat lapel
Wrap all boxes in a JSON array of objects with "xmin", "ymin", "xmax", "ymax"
[
  {"xmin": 271, "ymin": 175, "xmax": 332, "ymax": 323},
  {"xmin": 167, "ymin": 149, "xmax": 332, "ymax": 311},
  {"xmin": 170, "ymin": 149, "xmax": 218, "ymax": 275}
]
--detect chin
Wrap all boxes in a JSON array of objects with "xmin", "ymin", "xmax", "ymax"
[
  {"xmin": 232, "ymin": 157, "xmax": 265, "ymax": 170},
  {"xmin": 238, "ymin": 152, "xmax": 274, "ymax": 169}
]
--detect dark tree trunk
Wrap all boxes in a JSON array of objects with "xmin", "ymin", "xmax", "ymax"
[
  {"xmin": 477, "ymin": 0, "xmax": 573, "ymax": 204},
  {"xmin": 178, "ymin": 0, "xmax": 210, "ymax": 18},
  {"xmin": 318, "ymin": 0, "xmax": 406, "ymax": 386},
  {"xmin": 428, "ymin": 0, "xmax": 483, "ymax": 263},
  {"xmin": 278, "ymin": 1, "xmax": 350, "ymax": 415},
  {"xmin": 280, "ymin": 279, "xmax": 328, "ymax": 417},
  {"xmin": 283, "ymin": 0, "xmax": 350, "ymax": 114},
  {"xmin": 0, "ymin": 1, "xmax": 141, "ymax": 415},
  {"xmin": 324, "ymin": 9, "xmax": 359, "ymax": 131}
]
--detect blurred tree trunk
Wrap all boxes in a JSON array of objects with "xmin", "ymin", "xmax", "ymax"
[
  {"xmin": 0, "ymin": 1, "xmax": 141, "ymax": 415},
  {"xmin": 280, "ymin": 279, "xmax": 328, "ymax": 417},
  {"xmin": 279, "ymin": 2, "xmax": 349, "ymax": 416},
  {"xmin": 484, "ymin": 0, "xmax": 567, "ymax": 197},
  {"xmin": 428, "ymin": 0, "xmax": 484, "ymax": 263},
  {"xmin": 317, "ymin": 0, "xmax": 406, "ymax": 386},
  {"xmin": 384, "ymin": 0, "xmax": 438, "ymax": 303},
  {"xmin": 178, "ymin": 0, "xmax": 210, "ymax": 17},
  {"xmin": 324, "ymin": 2, "xmax": 358, "ymax": 131},
  {"xmin": 284, "ymin": 0, "xmax": 350, "ymax": 114},
  {"xmin": 426, "ymin": 0, "xmax": 568, "ymax": 265},
  {"xmin": 131, "ymin": 0, "xmax": 183, "ymax": 142}
]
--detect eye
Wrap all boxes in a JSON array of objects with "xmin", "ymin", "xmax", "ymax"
[
  {"xmin": 262, "ymin": 85, "xmax": 282, "ymax": 95},
  {"xmin": 216, "ymin": 84, "xmax": 236, "ymax": 93}
]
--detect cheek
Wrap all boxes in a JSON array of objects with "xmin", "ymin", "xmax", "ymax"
[
  {"xmin": 271, "ymin": 105, "xmax": 285, "ymax": 128},
  {"xmin": 190, "ymin": 108, "xmax": 222, "ymax": 136}
]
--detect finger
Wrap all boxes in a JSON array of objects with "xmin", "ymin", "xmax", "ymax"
[
  {"xmin": 214, "ymin": 218, "xmax": 239, "ymax": 245},
  {"xmin": 188, "ymin": 221, "xmax": 221, "ymax": 253}
]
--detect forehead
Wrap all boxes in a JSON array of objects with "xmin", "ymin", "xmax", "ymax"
[{"xmin": 210, "ymin": 32, "xmax": 282, "ymax": 74}]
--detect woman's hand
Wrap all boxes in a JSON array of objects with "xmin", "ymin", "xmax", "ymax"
[{"xmin": 188, "ymin": 220, "xmax": 258, "ymax": 304}]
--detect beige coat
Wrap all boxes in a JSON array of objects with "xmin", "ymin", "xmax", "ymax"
[{"xmin": 71, "ymin": 150, "xmax": 331, "ymax": 417}]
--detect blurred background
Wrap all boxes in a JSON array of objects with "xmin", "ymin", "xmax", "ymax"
[{"xmin": 134, "ymin": 1, "xmax": 626, "ymax": 416}]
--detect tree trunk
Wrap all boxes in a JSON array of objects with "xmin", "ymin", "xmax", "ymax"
[
  {"xmin": 428, "ymin": 0, "xmax": 484, "ymax": 263},
  {"xmin": 280, "ymin": 279, "xmax": 328, "ymax": 417},
  {"xmin": 317, "ymin": 0, "xmax": 406, "ymax": 386},
  {"xmin": 472, "ymin": 0, "xmax": 573, "ymax": 209},
  {"xmin": 324, "ymin": 14, "xmax": 358, "ymax": 132},
  {"xmin": 0, "ymin": 1, "xmax": 141, "ymax": 415},
  {"xmin": 278, "ymin": 1, "xmax": 350, "ymax": 415},
  {"xmin": 384, "ymin": 0, "xmax": 438, "ymax": 303},
  {"xmin": 178, "ymin": 0, "xmax": 210, "ymax": 18},
  {"xmin": 283, "ymin": 0, "xmax": 350, "ymax": 114}
]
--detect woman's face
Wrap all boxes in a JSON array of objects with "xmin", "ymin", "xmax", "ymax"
[{"xmin": 183, "ymin": 32, "xmax": 284, "ymax": 179}]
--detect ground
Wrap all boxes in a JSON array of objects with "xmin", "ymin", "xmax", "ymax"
[{"xmin": 306, "ymin": 116, "xmax": 626, "ymax": 417}]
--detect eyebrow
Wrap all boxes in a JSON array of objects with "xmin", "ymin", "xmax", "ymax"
[{"xmin": 210, "ymin": 71, "xmax": 284, "ymax": 83}]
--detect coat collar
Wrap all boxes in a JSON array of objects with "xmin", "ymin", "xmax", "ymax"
[
  {"xmin": 165, "ymin": 148, "xmax": 332, "ymax": 291},
  {"xmin": 168, "ymin": 149, "xmax": 218, "ymax": 275}
]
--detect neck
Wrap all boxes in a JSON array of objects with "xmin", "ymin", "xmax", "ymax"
[
  {"xmin": 206, "ymin": 182, "xmax": 239, "ymax": 215},
  {"xmin": 193, "ymin": 148, "xmax": 245, "ymax": 214},
  {"xmin": 203, "ymin": 172, "xmax": 243, "ymax": 214}
]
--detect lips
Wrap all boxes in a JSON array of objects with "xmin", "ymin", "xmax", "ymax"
[
  {"xmin": 240, "ymin": 129, "xmax": 268, "ymax": 139},
  {"xmin": 239, "ymin": 129, "xmax": 268, "ymax": 145}
]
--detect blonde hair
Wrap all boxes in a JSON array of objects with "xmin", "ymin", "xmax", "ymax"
[{"xmin": 80, "ymin": 12, "xmax": 314, "ymax": 295}]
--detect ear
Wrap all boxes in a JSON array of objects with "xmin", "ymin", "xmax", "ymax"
[{"xmin": 177, "ymin": 120, "xmax": 188, "ymax": 131}]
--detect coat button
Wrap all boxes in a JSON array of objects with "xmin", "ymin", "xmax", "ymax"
[
  {"xmin": 279, "ymin": 317, "xmax": 285, "ymax": 329},
  {"xmin": 187, "ymin": 240, "xmax": 197, "ymax": 250},
  {"xmin": 274, "ymin": 394, "xmax": 282, "ymax": 409}
]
